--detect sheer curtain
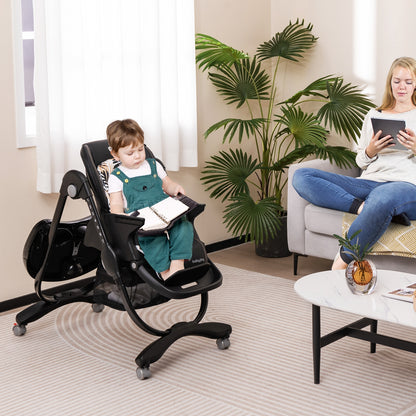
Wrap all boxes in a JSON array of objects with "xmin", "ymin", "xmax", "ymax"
[{"xmin": 33, "ymin": 0, "xmax": 197, "ymax": 193}]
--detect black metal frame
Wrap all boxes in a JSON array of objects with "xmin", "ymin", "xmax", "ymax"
[{"xmin": 312, "ymin": 304, "xmax": 416, "ymax": 384}]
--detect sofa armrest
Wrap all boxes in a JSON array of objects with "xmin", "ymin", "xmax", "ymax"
[{"xmin": 287, "ymin": 159, "xmax": 360, "ymax": 255}]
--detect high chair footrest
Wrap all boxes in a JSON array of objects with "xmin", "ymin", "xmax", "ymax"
[{"xmin": 138, "ymin": 262, "xmax": 222, "ymax": 299}]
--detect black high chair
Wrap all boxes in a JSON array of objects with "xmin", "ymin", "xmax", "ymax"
[{"xmin": 14, "ymin": 139, "xmax": 232, "ymax": 380}]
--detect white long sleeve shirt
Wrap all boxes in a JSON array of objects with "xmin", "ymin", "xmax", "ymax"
[{"xmin": 356, "ymin": 108, "xmax": 416, "ymax": 185}]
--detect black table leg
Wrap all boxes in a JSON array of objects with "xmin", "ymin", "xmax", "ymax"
[
  {"xmin": 370, "ymin": 319, "xmax": 378, "ymax": 353},
  {"xmin": 312, "ymin": 304, "xmax": 321, "ymax": 384}
]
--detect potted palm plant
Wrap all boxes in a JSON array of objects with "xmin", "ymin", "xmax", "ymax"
[{"xmin": 196, "ymin": 19, "xmax": 375, "ymax": 256}]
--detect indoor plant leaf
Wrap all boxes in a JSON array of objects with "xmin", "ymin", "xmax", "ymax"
[
  {"xmin": 208, "ymin": 57, "xmax": 271, "ymax": 108},
  {"xmin": 204, "ymin": 118, "xmax": 265, "ymax": 143},
  {"xmin": 201, "ymin": 148, "xmax": 258, "ymax": 202},
  {"xmin": 223, "ymin": 194, "xmax": 282, "ymax": 244},
  {"xmin": 256, "ymin": 18, "xmax": 318, "ymax": 62},
  {"xmin": 282, "ymin": 75, "xmax": 338, "ymax": 104},
  {"xmin": 317, "ymin": 78, "xmax": 375, "ymax": 142},
  {"xmin": 195, "ymin": 33, "xmax": 248, "ymax": 71},
  {"xmin": 275, "ymin": 105, "xmax": 328, "ymax": 147}
]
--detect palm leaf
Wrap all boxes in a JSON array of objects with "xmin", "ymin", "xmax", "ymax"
[
  {"xmin": 256, "ymin": 19, "xmax": 318, "ymax": 62},
  {"xmin": 283, "ymin": 75, "xmax": 338, "ymax": 104},
  {"xmin": 195, "ymin": 33, "xmax": 248, "ymax": 71},
  {"xmin": 204, "ymin": 118, "xmax": 265, "ymax": 142},
  {"xmin": 208, "ymin": 57, "xmax": 270, "ymax": 108},
  {"xmin": 223, "ymin": 194, "xmax": 282, "ymax": 244},
  {"xmin": 201, "ymin": 149, "xmax": 258, "ymax": 202},
  {"xmin": 275, "ymin": 105, "xmax": 328, "ymax": 147},
  {"xmin": 317, "ymin": 78, "xmax": 375, "ymax": 142},
  {"xmin": 312, "ymin": 145, "xmax": 357, "ymax": 169},
  {"xmin": 270, "ymin": 144, "xmax": 357, "ymax": 173}
]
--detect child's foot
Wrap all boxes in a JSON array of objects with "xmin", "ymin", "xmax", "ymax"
[{"xmin": 160, "ymin": 260, "xmax": 185, "ymax": 280}]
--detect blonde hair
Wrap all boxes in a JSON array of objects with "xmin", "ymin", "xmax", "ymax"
[
  {"xmin": 106, "ymin": 119, "xmax": 144, "ymax": 153},
  {"xmin": 378, "ymin": 57, "xmax": 416, "ymax": 111}
]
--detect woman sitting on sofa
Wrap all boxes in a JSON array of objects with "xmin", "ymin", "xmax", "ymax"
[{"xmin": 293, "ymin": 56, "xmax": 416, "ymax": 270}]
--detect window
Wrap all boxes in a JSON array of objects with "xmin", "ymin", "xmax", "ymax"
[
  {"xmin": 12, "ymin": 0, "xmax": 36, "ymax": 147},
  {"xmin": 13, "ymin": 0, "xmax": 197, "ymax": 193}
]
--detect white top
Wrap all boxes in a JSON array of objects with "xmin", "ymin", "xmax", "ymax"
[
  {"xmin": 356, "ymin": 108, "xmax": 416, "ymax": 185},
  {"xmin": 294, "ymin": 269, "xmax": 416, "ymax": 328}
]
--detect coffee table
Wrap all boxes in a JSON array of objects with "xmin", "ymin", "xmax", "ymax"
[{"xmin": 294, "ymin": 269, "xmax": 416, "ymax": 384}]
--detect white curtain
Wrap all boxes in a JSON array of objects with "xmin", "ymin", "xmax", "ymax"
[{"xmin": 33, "ymin": 0, "xmax": 198, "ymax": 193}]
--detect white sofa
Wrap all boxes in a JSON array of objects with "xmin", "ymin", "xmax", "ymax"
[{"xmin": 287, "ymin": 158, "xmax": 416, "ymax": 275}]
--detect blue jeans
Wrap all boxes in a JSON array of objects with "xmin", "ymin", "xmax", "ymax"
[{"xmin": 292, "ymin": 168, "xmax": 416, "ymax": 262}]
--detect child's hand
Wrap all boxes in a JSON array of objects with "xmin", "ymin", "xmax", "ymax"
[
  {"xmin": 163, "ymin": 176, "xmax": 185, "ymax": 196},
  {"xmin": 171, "ymin": 184, "xmax": 185, "ymax": 196}
]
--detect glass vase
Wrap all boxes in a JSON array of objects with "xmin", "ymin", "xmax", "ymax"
[{"xmin": 345, "ymin": 259, "xmax": 377, "ymax": 295}]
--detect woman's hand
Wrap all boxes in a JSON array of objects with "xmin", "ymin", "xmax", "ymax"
[
  {"xmin": 365, "ymin": 129, "xmax": 394, "ymax": 158},
  {"xmin": 397, "ymin": 128, "xmax": 416, "ymax": 153}
]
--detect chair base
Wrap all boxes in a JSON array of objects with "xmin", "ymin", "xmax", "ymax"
[
  {"xmin": 13, "ymin": 282, "xmax": 232, "ymax": 381},
  {"xmin": 136, "ymin": 321, "xmax": 232, "ymax": 378},
  {"xmin": 14, "ymin": 280, "xmax": 111, "ymax": 328}
]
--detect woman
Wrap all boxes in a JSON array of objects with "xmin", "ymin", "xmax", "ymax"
[{"xmin": 292, "ymin": 57, "xmax": 416, "ymax": 270}]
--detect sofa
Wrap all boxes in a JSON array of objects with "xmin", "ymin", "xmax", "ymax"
[{"xmin": 287, "ymin": 158, "xmax": 416, "ymax": 275}]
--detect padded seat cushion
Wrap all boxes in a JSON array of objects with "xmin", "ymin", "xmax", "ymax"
[{"xmin": 304, "ymin": 204, "xmax": 343, "ymax": 236}]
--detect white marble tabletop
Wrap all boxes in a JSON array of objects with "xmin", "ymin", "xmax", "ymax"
[{"xmin": 294, "ymin": 269, "xmax": 416, "ymax": 328}]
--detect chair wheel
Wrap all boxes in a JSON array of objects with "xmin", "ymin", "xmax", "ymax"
[
  {"xmin": 91, "ymin": 303, "xmax": 105, "ymax": 313},
  {"xmin": 13, "ymin": 324, "xmax": 27, "ymax": 336},
  {"xmin": 216, "ymin": 337, "xmax": 230, "ymax": 350},
  {"xmin": 136, "ymin": 366, "xmax": 152, "ymax": 380}
]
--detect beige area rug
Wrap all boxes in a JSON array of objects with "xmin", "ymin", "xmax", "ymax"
[{"xmin": 2, "ymin": 264, "xmax": 416, "ymax": 416}]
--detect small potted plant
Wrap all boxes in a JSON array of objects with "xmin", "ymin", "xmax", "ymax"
[{"xmin": 333, "ymin": 230, "xmax": 377, "ymax": 295}]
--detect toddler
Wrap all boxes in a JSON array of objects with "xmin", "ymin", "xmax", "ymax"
[{"xmin": 107, "ymin": 119, "xmax": 194, "ymax": 279}]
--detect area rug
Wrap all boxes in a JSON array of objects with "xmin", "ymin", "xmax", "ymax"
[{"xmin": 2, "ymin": 264, "xmax": 416, "ymax": 416}]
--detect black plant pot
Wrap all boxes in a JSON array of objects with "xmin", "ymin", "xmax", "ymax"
[{"xmin": 255, "ymin": 215, "xmax": 291, "ymax": 258}]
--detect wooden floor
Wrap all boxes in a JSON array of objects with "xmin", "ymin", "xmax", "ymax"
[{"xmin": 209, "ymin": 242, "xmax": 333, "ymax": 281}]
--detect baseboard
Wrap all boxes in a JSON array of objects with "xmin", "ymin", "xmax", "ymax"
[
  {"xmin": 0, "ymin": 236, "xmax": 248, "ymax": 314},
  {"xmin": 206, "ymin": 235, "xmax": 249, "ymax": 253}
]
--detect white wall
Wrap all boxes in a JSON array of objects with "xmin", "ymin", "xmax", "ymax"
[{"xmin": 271, "ymin": 0, "xmax": 416, "ymax": 113}]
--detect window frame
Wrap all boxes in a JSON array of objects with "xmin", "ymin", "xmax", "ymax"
[{"xmin": 12, "ymin": 0, "xmax": 36, "ymax": 148}]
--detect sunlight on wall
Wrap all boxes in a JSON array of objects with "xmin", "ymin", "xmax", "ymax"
[{"xmin": 353, "ymin": 0, "xmax": 376, "ymax": 100}]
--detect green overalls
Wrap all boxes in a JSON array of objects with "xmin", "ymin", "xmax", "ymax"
[{"xmin": 111, "ymin": 159, "xmax": 193, "ymax": 273}]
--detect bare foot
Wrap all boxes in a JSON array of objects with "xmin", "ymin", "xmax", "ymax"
[
  {"xmin": 332, "ymin": 253, "xmax": 348, "ymax": 270},
  {"xmin": 160, "ymin": 259, "xmax": 185, "ymax": 280}
]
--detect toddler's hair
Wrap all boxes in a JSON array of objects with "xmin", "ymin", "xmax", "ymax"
[{"xmin": 107, "ymin": 119, "xmax": 144, "ymax": 153}]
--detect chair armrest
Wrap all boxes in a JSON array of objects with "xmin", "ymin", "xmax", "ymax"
[{"xmin": 287, "ymin": 159, "xmax": 360, "ymax": 255}]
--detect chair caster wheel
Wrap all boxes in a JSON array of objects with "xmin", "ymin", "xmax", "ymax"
[
  {"xmin": 216, "ymin": 337, "xmax": 230, "ymax": 350},
  {"xmin": 136, "ymin": 366, "xmax": 152, "ymax": 380},
  {"xmin": 92, "ymin": 303, "xmax": 105, "ymax": 313},
  {"xmin": 13, "ymin": 324, "xmax": 27, "ymax": 336}
]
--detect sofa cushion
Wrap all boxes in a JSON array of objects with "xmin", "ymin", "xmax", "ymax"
[
  {"xmin": 343, "ymin": 213, "xmax": 416, "ymax": 258},
  {"xmin": 304, "ymin": 204, "xmax": 343, "ymax": 236}
]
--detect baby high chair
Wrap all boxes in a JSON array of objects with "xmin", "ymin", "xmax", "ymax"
[{"xmin": 14, "ymin": 139, "xmax": 232, "ymax": 380}]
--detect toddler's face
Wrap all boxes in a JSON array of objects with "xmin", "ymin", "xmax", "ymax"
[{"xmin": 113, "ymin": 143, "xmax": 146, "ymax": 169}]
